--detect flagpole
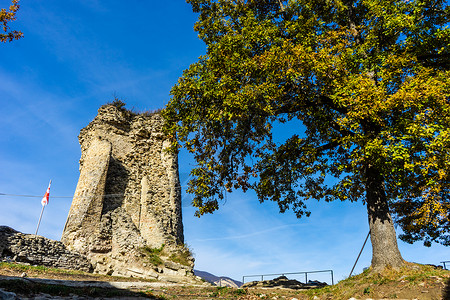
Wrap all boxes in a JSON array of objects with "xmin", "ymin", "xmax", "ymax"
[
  {"xmin": 35, "ymin": 179, "xmax": 51, "ymax": 236},
  {"xmin": 35, "ymin": 205, "xmax": 45, "ymax": 235}
]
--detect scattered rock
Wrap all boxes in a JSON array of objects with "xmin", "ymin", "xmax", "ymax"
[
  {"xmin": 0, "ymin": 288, "xmax": 16, "ymax": 300},
  {"xmin": 430, "ymin": 275, "xmax": 442, "ymax": 282}
]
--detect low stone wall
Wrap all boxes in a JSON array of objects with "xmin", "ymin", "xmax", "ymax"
[{"xmin": 0, "ymin": 226, "xmax": 92, "ymax": 272}]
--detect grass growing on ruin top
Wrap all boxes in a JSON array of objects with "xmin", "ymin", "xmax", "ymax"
[{"xmin": 105, "ymin": 98, "xmax": 162, "ymax": 116}]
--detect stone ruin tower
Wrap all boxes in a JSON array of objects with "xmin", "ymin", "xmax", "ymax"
[{"xmin": 61, "ymin": 103, "xmax": 193, "ymax": 280}]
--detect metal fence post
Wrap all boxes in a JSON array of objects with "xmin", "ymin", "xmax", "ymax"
[{"xmin": 349, "ymin": 231, "xmax": 370, "ymax": 278}]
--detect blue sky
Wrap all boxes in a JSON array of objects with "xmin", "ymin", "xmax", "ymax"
[{"xmin": 0, "ymin": 0, "xmax": 447, "ymax": 283}]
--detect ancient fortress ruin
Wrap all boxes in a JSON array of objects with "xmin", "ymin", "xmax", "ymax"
[
  {"xmin": 0, "ymin": 103, "xmax": 194, "ymax": 282},
  {"xmin": 59, "ymin": 103, "xmax": 193, "ymax": 280}
]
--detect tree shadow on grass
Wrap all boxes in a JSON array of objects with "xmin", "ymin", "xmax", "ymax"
[{"xmin": 444, "ymin": 278, "xmax": 450, "ymax": 300}]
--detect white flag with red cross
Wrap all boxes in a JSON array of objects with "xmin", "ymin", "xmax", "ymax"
[{"xmin": 41, "ymin": 180, "xmax": 51, "ymax": 206}]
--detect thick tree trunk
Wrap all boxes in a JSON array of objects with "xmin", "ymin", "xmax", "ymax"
[{"xmin": 365, "ymin": 165, "xmax": 405, "ymax": 271}]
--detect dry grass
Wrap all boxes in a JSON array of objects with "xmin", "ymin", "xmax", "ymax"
[
  {"xmin": 300, "ymin": 263, "xmax": 450, "ymax": 299},
  {"xmin": 1, "ymin": 262, "xmax": 449, "ymax": 299},
  {"xmin": 0, "ymin": 261, "xmax": 153, "ymax": 282}
]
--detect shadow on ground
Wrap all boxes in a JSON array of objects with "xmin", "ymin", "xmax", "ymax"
[
  {"xmin": 444, "ymin": 278, "xmax": 450, "ymax": 300},
  {"xmin": 0, "ymin": 278, "xmax": 156, "ymax": 299}
]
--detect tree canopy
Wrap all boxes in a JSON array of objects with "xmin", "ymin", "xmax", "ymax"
[
  {"xmin": 163, "ymin": 0, "xmax": 450, "ymax": 266},
  {"xmin": 1, "ymin": 0, "xmax": 22, "ymax": 43}
]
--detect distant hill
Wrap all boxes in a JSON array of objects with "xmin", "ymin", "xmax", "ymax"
[{"xmin": 194, "ymin": 270, "xmax": 243, "ymax": 288}]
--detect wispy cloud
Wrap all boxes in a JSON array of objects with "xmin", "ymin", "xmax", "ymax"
[{"xmin": 191, "ymin": 223, "xmax": 306, "ymax": 242}]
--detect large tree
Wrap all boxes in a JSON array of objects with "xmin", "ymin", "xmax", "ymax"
[
  {"xmin": 163, "ymin": 0, "xmax": 450, "ymax": 271},
  {"xmin": 1, "ymin": 0, "xmax": 22, "ymax": 43}
]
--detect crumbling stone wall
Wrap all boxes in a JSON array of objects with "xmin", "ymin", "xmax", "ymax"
[
  {"xmin": 61, "ymin": 104, "xmax": 192, "ymax": 280},
  {"xmin": 0, "ymin": 226, "xmax": 92, "ymax": 272}
]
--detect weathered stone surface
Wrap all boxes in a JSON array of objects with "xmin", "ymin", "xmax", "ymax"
[
  {"xmin": 61, "ymin": 138, "xmax": 112, "ymax": 255},
  {"xmin": 61, "ymin": 104, "xmax": 193, "ymax": 281},
  {"xmin": 0, "ymin": 288, "xmax": 16, "ymax": 300},
  {"xmin": 0, "ymin": 226, "xmax": 92, "ymax": 272}
]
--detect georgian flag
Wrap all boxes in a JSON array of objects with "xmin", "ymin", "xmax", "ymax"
[{"xmin": 41, "ymin": 180, "xmax": 51, "ymax": 206}]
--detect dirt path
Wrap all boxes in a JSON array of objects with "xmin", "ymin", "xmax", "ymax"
[{"xmin": 0, "ymin": 274, "xmax": 204, "ymax": 289}]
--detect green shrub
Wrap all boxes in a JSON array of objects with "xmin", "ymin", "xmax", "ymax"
[{"xmin": 234, "ymin": 288, "xmax": 247, "ymax": 295}]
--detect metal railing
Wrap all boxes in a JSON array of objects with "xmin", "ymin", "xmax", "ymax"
[
  {"xmin": 242, "ymin": 269, "xmax": 334, "ymax": 286},
  {"xmin": 441, "ymin": 261, "xmax": 450, "ymax": 270}
]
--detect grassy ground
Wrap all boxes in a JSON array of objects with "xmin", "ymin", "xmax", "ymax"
[
  {"xmin": 0, "ymin": 261, "xmax": 155, "ymax": 282},
  {"xmin": 1, "ymin": 262, "xmax": 449, "ymax": 299},
  {"xmin": 298, "ymin": 263, "xmax": 450, "ymax": 299}
]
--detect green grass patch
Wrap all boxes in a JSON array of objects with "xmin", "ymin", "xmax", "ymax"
[
  {"xmin": 140, "ymin": 244, "xmax": 193, "ymax": 267},
  {"xmin": 234, "ymin": 288, "xmax": 248, "ymax": 295},
  {"xmin": 0, "ymin": 261, "xmax": 156, "ymax": 283},
  {"xmin": 0, "ymin": 262, "xmax": 87, "ymax": 276},
  {"xmin": 140, "ymin": 244, "xmax": 165, "ymax": 266},
  {"xmin": 168, "ymin": 245, "xmax": 193, "ymax": 267},
  {"xmin": 363, "ymin": 286, "xmax": 372, "ymax": 295}
]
